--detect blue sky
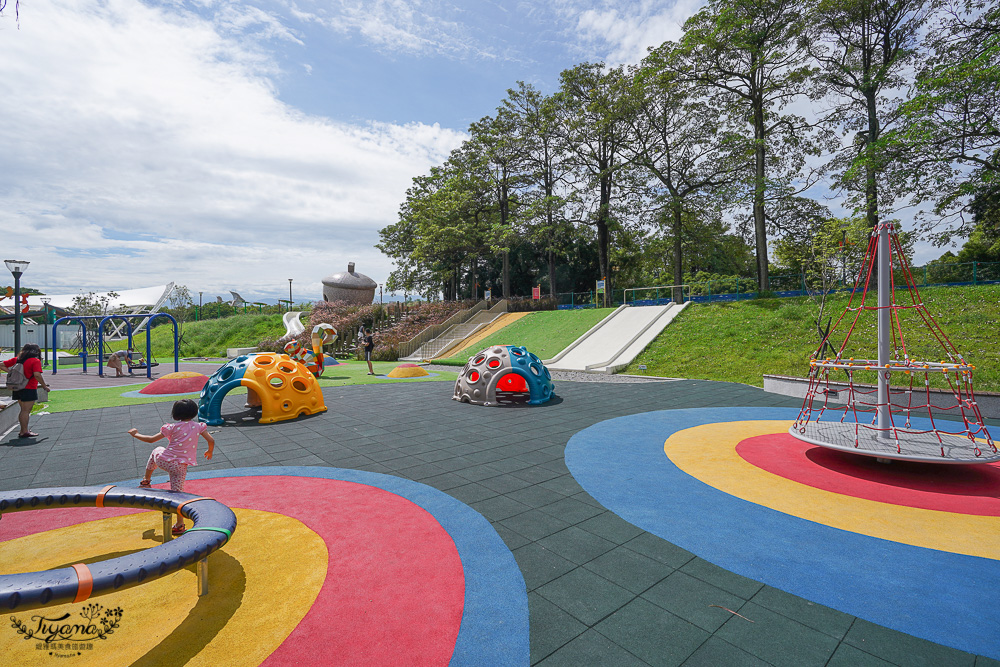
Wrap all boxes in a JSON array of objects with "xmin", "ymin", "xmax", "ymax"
[
  {"xmin": 0, "ymin": 0, "xmax": 945, "ymax": 305},
  {"xmin": 0, "ymin": 0, "xmax": 701, "ymax": 302}
]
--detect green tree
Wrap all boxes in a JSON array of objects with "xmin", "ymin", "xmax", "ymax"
[
  {"xmin": 678, "ymin": 0, "xmax": 823, "ymax": 292},
  {"xmin": 810, "ymin": 0, "xmax": 931, "ymax": 237},
  {"xmin": 502, "ymin": 82, "xmax": 576, "ymax": 297},
  {"xmin": 624, "ymin": 42, "xmax": 745, "ymax": 301},
  {"xmin": 557, "ymin": 62, "xmax": 636, "ymax": 300},
  {"xmin": 892, "ymin": 0, "xmax": 999, "ymax": 244}
]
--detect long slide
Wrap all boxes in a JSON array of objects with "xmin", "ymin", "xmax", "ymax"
[
  {"xmin": 283, "ymin": 311, "xmax": 306, "ymax": 338},
  {"xmin": 544, "ymin": 302, "xmax": 689, "ymax": 374}
]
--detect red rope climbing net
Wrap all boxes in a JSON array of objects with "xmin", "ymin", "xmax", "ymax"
[{"xmin": 790, "ymin": 222, "xmax": 996, "ymax": 462}]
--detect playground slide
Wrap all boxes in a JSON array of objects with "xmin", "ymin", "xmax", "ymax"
[
  {"xmin": 545, "ymin": 302, "xmax": 688, "ymax": 374},
  {"xmin": 283, "ymin": 311, "xmax": 306, "ymax": 338}
]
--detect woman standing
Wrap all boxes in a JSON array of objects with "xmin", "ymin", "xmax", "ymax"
[{"xmin": 3, "ymin": 343, "xmax": 51, "ymax": 438}]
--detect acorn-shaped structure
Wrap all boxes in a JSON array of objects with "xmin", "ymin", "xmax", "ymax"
[
  {"xmin": 454, "ymin": 345, "xmax": 555, "ymax": 406},
  {"xmin": 322, "ymin": 262, "xmax": 377, "ymax": 305}
]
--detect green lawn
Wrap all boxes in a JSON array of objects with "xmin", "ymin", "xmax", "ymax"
[
  {"xmin": 436, "ymin": 308, "xmax": 617, "ymax": 366},
  {"xmin": 623, "ymin": 284, "xmax": 1000, "ymax": 392},
  {"xmin": 41, "ymin": 361, "xmax": 456, "ymax": 414}
]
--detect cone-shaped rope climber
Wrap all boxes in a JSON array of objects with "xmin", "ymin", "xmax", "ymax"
[{"xmin": 790, "ymin": 221, "xmax": 996, "ymax": 463}]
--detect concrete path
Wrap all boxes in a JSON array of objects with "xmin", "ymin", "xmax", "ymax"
[{"xmin": 546, "ymin": 303, "xmax": 688, "ymax": 374}]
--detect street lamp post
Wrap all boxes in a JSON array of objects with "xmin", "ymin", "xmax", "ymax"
[
  {"xmin": 379, "ymin": 284, "xmax": 383, "ymax": 305},
  {"xmin": 41, "ymin": 297, "xmax": 51, "ymax": 366},
  {"xmin": 288, "ymin": 279, "xmax": 293, "ymax": 311},
  {"xmin": 4, "ymin": 260, "xmax": 30, "ymax": 354}
]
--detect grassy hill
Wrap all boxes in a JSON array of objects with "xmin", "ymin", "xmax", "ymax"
[
  {"xmin": 623, "ymin": 284, "xmax": 1000, "ymax": 392},
  {"xmin": 435, "ymin": 308, "xmax": 616, "ymax": 365},
  {"xmin": 129, "ymin": 313, "xmax": 287, "ymax": 358}
]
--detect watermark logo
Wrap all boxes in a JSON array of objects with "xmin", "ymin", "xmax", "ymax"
[{"xmin": 9, "ymin": 603, "xmax": 124, "ymax": 658}]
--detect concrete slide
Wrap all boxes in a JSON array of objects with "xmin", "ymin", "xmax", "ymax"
[
  {"xmin": 545, "ymin": 302, "xmax": 690, "ymax": 374},
  {"xmin": 283, "ymin": 311, "xmax": 306, "ymax": 338}
]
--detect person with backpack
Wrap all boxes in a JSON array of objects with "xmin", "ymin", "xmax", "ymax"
[{"xmin": 3, "ymin": 343, "xmax": 51, "ymax": 438}]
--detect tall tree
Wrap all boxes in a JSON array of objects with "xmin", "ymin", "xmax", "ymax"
[
  {"xmin": 809, "ymin": 0, "xmax": 931, "ymax": 237},
  {"xmin": 502, "ymin": 82, "xmax": 576, "ymax": 297},
  {"xmin": 557, "ymin": 63, "xmax": 635, "ymax": 299},
  {"xmin": 678, "ymin": 0, "xmax": 822, "ymax": 291},
  {"xmin": 467, "ymin": 111, "xmax": 526, "ymax": 298},
  {"xmin": 624, "ymin": 42, "xmax": 744, "ymax": 301},
  {"xmin": 890, "ymin": 0, "xmax": 999, "ymax": 244}
]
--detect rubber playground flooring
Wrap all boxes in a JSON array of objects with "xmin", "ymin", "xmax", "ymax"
[{"xmin": 1, "ymin": 379, "xmax": 999, "ymax": 666}]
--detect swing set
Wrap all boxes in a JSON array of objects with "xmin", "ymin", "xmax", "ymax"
[{"xmin": 50, "ymin": 313, "xmax": 179, "ymax": 379}]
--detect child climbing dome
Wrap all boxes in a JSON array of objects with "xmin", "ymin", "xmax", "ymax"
[
  {"xmin": 454, "ymin": 345, "xmax": 554, "ymax": 406},
  {"xmin": 199, "ymin": 353, "xmax": 327, "ymax": 425}
]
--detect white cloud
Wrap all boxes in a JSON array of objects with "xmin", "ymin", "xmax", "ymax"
[
  {"xmin": 0, "ymin": 0, "xmax": 465, "ymax": 299},
  {"xmin": 568, "ymin": 0, "xmax": 704, "ymax": 65}
]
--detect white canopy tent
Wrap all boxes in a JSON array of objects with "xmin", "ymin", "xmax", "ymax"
[{"xmin": 24, "ymin": 284, "xmax": 174, "ymax": 312}]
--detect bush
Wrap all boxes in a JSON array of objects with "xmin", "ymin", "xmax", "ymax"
[
  {"xmin": 258, "ymin": 299, "xmax": 473, "ymax": 361},
  {"xmin": 505, "ymin": 296, "xmax": 558, "ymax": 312}
]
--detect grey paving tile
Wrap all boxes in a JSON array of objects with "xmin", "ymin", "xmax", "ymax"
[
  {"xmin": 512, "ymin": 543, "xmax": 576, "ymax": 591},
  {"xmin": 714, "ymin": 602, "xmax": 840, "ymax": 667},
  {"xmin": 536, "ymin": 629, "xmax": 647, "ymax": 666},
  {"xmin": 843, "ymin": 618, "xmax": 977, "ymax": 667},
  {"xmin": 595, "ymin": 597, "xmax": 710, "ymax": 666},
  {"xmin": 624, "ymin": 533, "xmax": 696, "ymax": 569},
  {"xmin": 537, "ymin": 526, "xmax": 617, "ymax": 565},
  {"xmin": 583, "ymin": 546, "xmax": 672, "ymax": 595},
  {"xmin": 501, "ymin": 508, "xmax": 572, "ymax": 543},
  {"xmin": 750, "ymin": 585, "xmax": 854, "ymax": 640},
  {"xmin": 642, "ymin": 571, "xmax": 748, "ymax": 633},
  {"xmin": 679, "ymin": 559, "xmax": 763, "ymax": 600},
  {"xmin": 536, "ymin": 567, "xmax": 634, "ymax": 625},
  {"xmin": 528, "ymin": 592, "xmax": 588, "ymax": 664},
  {"xmin": 680, "ymin": 637, "xmax": 769, "ymax": 666},
  {"xmin": 576, "ymin": 512, "xmax": 644, "ymax": 544}
]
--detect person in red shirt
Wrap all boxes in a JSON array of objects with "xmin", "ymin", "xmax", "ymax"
[{"xmin": 3, "ymin": 343, "xmax": 51, "ymax": 438}]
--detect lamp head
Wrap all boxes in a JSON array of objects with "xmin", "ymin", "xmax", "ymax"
[{"xmin": 4, "ymin": 259, "xmax": 30, "ymax": 277}]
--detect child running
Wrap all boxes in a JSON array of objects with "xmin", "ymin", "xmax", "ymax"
[{"xmin": 128, "ymin": 399, "xmax": 214, "ymax": 535}]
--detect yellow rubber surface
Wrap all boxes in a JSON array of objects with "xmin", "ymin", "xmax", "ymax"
[
  {"xmin": 665, "ymin": 420, "xmax": 1000, "ymax": 560},
  {"xmin": 0, "ymin": 508, "xmax": 326, "ymax": 666}
]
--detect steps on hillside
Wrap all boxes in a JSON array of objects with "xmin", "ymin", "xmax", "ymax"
[{"xmin": 400, "ymin": 301, "xmax": 508, "ymax": 362}]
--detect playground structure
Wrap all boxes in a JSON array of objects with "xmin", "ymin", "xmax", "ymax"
[
  {"xmin": 198, "ymin": 353, "xmax": 327, "ymax": 425},
  {"xmin": 282, "ymin": 322, "xmax": 339, "ymax": 376},
  {"xmin": 139, "ymin": 371, "xmax": 210, "ymax": 395},
  {"xmin": 454, "ymin": 345, "xmax": 555, "ymax": 406},
  {"xmin": 0, "ymin": 485, "xmax": 236, "ymax": 612},
  {"xmin": 50, "ymin": 313, "xmax": 179, "ymax": 379},
  {"xmin": 791, "ymin": 221, "xmax": 997, "ymax": 463},
  {"xmin": 387, "ymin": 363, "xmax": 430, "ymax": 378}
]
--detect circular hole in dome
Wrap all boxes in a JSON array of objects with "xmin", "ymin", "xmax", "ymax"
[
  {"xmin": 488, "ymin": 358, "xmax": 501, "ymax": 369},
  {"xmin": 292, "ymin": 379, "xmax": 309, "ymax": 392},
  {"xmin": 278, "ymin": 363, "xmax": 296, "ymax": 374},
  {"xmin": 473, "ymin": 355, "xmax": 486, "ymax": 365},
  {"xmin": 529, "ymin": 364, "xmax": 540, "ymax": 375},
  {"xmin": 255, "ymin": 356, "xmax": 274, "ymax": 366},
  {"xmin": 269, "ymin": 375, "xmax": 285, "ymax": 389},
  {"xmin": 544, "ymin": 367, "xmax": 551, "ymax": 379},
  {"xmin": 511, "ymin": 348, "xmax": 524, "ymax": 356},
  {"xmin": 218, "ymin": 367, "xmax": 234, "ymax": 381},
  {"xmin": 282, "ymin": 401, "xmax": 292, "ymax": 411},
  {"xmin": 468, "ymin": 370, "xmax": 480, "ymax": 383}
]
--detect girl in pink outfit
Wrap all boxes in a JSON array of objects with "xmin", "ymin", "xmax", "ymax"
[{"xmin": 128, "ymin": 399, "xmax": 215, "ymax": 535}]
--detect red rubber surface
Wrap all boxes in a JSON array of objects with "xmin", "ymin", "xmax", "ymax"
[
  {"xmin": 0, "ymin": 476, "xmax": 466, "ymax": 665},
  {"xmin": 737, "ymin": 433, "xmax": 1000, "ymax": 516},
  {"xmin": 138, "ymin": 374, "xmax": 209, "ymax": 395}
]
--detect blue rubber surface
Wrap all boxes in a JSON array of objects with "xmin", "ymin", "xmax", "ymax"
[{"xmin": 565, "ymin": 407, "xmax": 1000, "ymax": 660}]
